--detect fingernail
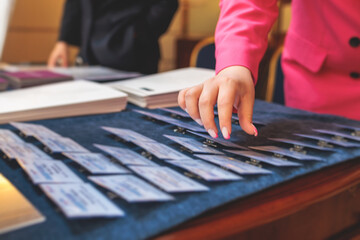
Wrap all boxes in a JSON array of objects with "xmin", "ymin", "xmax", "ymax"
[
  {"xmin": 195, "ymin": 119, "xmax": 203, "ymax": 126},
  {"xmin": 208, "ymin": 129, "xmax": 218, "ymax": 138},
  {"xmin": 221, "ymin": 127, "xmax": 230, "ymax": 139},
  {"xmin": 184, "ymin": 108, "xmax": 188, "ymax": 113},
  {"xmin": 252, "ymin": 124, "xmax": 258, "ymax": 137}
]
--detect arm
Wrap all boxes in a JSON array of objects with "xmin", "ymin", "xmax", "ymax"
[
  {"xmin": 178, "ymin": 0, "xmax": 278, "ymax": 138},
  {"xmin": 58, "ymin": 0, "xmax": 82, "ymax": 46},
  {"xmin": 138, "ymin": 0, "xmax": 178, "ymax": 39},
  {"xmin": 48, "ymin": 0, "xmax": 81, "ymax": 67},
  {"xmin": 215, "ymin": 0, "xmax": 278, "ymax": 82}
]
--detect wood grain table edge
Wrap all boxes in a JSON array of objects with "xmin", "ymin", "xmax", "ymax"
[{"xmin": 156, "ymin": 157, "xmax": 360, "ymax": 240}]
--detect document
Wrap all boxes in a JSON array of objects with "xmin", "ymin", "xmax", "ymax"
[
  {"xmin": 194, "ymin": 154, "xmax": 273, "ymax": 175},
  {"xmin": 89, "ymin": 175, "xmax": 174, "ymax": 202},
  {"xmin": 249, "ymin": 146, "xmax": 324, "ymax": 161},
  {"xmin": 94, "ymin": 144, "xmax": 158, "ymax": 166},
  {"xmin": 40, "ymin": 183, "xmax": 125, "ymax": 218},
  {"xmin": 164, "ymin": 135, "xmax": 224, "ymax": 154},
  {"xmin": 225, "ymin": 150, "xmax": 302, "ymax": 167},
  {"xmin": 167, "ymin": 160, "xmax": 242, "ymax": 181},
  {"xmin": 23, "ymin": 160, "xmax": 83, "ymax": 184},
  {"xmin": 63, "ymin": 152, "xmax": 130, "ymax": 174},
  {"xmin": 0, "ymin": 174, "xmax": 45, "ymax": 235},
  {"xmin": 129, "ymin": 166, "xmax": 209, "ymax": 192}
]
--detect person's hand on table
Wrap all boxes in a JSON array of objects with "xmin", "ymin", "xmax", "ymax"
[
  {"xmin": 47, "ymin": 41, "xmax": 69, "ymax": 67},
  {"xmin": 178, "ymin": 66, "xmax": 258, "ymax": 139}
]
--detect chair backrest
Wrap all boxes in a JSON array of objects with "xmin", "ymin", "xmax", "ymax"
[
  {"xmin": 265, "ymin": 46, "xmax": 284, "ymax": 104},
  {"xmin": 0, "ymin": 0, "xmax": 15, "ymax": 60},
  {"xmin": 190, "ymin": 37, "xmax": 215, "ymax": 69}
]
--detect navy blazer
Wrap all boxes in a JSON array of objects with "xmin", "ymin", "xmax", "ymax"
[{"xmin": 59, "ymin": 0, "xmax": 178, "ymax": 74}]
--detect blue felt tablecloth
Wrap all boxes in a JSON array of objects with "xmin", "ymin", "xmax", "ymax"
[{"xmin": 0, "ymin": 100, "xmax": 360, "ymax": 240}]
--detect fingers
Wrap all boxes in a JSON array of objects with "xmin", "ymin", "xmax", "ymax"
[
  {"xmin": 217, "ymin": 78, "xmax": 237, "ymax": 139},
  {"xmin": 184, "ymin": 84, "xmax": 203, "ymax": 126},
  {"xmin": 237, "ymin": 86, "xmax": 257, "ymax": 136},
  {"xmin": 199, "ymin": 80, "xmax": 219, "ymax": 138},
  {"xmin": 47, "ymin": 53, "xmax": 57, "ymax": 67}
]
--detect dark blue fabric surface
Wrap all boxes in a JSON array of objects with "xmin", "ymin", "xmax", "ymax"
[{"xmin": 1, "ymin": 100, "xmax": 360, "ymax": 240}]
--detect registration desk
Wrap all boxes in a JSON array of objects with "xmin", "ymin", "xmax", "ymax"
[{"xmin": 1, "ymin": 101, "xmax": 359, "ymax": 240}]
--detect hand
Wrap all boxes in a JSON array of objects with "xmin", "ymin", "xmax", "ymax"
[
  {"xmin": 178, "ymin": 66, "xmax": 257, "ymax": 139},
  {"xmin": 47, "ymin": 41, "xmax": 69, "ymax": 67}
]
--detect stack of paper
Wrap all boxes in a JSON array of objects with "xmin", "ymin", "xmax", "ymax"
[
  {"xmin": 0, "ymin": 70, "xmax": 73, "ymax": 88},
  {"xmin": 0, "ymin": 80, "xmax": 127, "ymax": 124},
  {"xmin": 52, "ymin": 66, "xmax": 142, "ymax": 82},
  {"xmin": 108, "ymin": 67, "xmax": 215, "ymax": 108}
]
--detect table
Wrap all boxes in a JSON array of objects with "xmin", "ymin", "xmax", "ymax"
[{"xmin": 1, "ymin": 101, "xmax": 359, "ymax": 240}]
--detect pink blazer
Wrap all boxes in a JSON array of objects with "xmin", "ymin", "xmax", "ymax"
[{"xmin": 215, "ymin": 0, "xmax": 360, "ymax": 120}]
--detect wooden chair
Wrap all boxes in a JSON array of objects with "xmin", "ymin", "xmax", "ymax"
[
  {"xmin": 189, "ymin": 36, "xmax": 215, "ymax": 69},
  {"xmin": 265, "ymin": 46, "xmax": 284, "ymax": 104}
]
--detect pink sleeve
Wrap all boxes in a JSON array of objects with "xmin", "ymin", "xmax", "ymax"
[{"xmin": 215, "ymin": 0, "xmax": 279, "ymax": 83}]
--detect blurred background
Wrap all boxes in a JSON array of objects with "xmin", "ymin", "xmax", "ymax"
[{"xmin": 1, "ymin": 0, "xmax": 292, "ymax": 99}]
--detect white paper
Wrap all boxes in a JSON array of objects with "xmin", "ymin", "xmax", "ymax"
[{"xmin": 108, "ymin": 67, "xmax": 215, "ymax": 97}]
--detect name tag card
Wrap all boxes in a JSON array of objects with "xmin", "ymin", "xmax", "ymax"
[
  {"xmin": 268, "ymin": 137, "xmax": 336, "ymax": 151},
  {"xmin": 38, "ymin": 137, "xmax": 90, "ymax": 153},
  {"xmin": 133, "ymin": 109, "xmax": 206, "ymax": 132},
  {"xmin": 10, "ymin": 122, "xmax": 62, "ymax": 139},
  {"xmin": 188, "ymin": 131, "xmax": 248, "ymax": 150},
  {"xmin": 295, "ymin": 133, "xmax": 360, "ymax": 148},
  {"xmin": 89, "ymin": 175, "xmax": 174, "ymax": 202},
  {"xmin": 0, "ymin": 142, "xmax": 52, "ymax": 161},
  {"xmin": 312, "ymin": 129, "xmax": 360, "ymax": 142},
  {"xmin": 225, "ymin": 150, "xmax": 302, "ymax": 167},
  {"xmin": 194, "ymin": 154, "xmax": 273, "ymax": 175},
  {"xmin": 40, "ymin": 183, "xmax": 125, "ymax": 218},
  {"xmin": 93, "ymin": 144, "xmax": 158, "ymax": 166},
  {"xmin": 249, "ymin": 146, "xmax": 324, "ymax": 161},
  {"xmin": 167, "ymin": 160, "xmax": 243, "ymax": 181},
  {"xmin": 164, "ymin": 135, "xmax": 224, "ymax": 155},
  {"xmin": 0, "ymin": 129, "xmax": 25, "ymax": 144},
  {"xmin": 129, "ymin": 166, "xmax": 209, "ymax": 193},
  {"xmin": 63, "ymin": 152, "xmax": 130, "ymax": 174},
  {"xmin": 134, "ymin": 141, "xmax": 193, "ymax": 161},
  {"xmin": 101, "ymin": 126, "xmax": 156, "ymax": 143},
  {"xmin": 23, "ymin": 160, "xmax": 83, "ymax": 184}
]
